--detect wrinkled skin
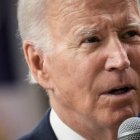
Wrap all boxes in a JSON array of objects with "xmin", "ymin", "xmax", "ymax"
[{"xmin": 24, "ymin": 0, "xmax": 140, "ymax": 139}]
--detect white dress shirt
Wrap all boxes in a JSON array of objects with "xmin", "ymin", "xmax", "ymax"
[{"xmin": 50, "ymin": 109, "xmax": 86, "ymax": 140}]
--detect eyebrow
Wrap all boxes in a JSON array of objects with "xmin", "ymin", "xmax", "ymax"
[
  {"xmin": 74, "ymin": 25, "xmax": 99, "ymax": 37},
  {"xmin": 126, "ymin": 22, "xmax": 140, "ymax": 28},
  {"xmin": 73, "ymin": 21, "xmax": 140, "ymax": 38}
]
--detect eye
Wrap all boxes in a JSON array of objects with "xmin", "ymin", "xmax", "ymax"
[
  {"xmin": 82, "ymin": 36, "xmax": 100, "ymax": 44},
  {"xmin": 122, "ymin": 30, "xmax": 140, "ymax": 39}
]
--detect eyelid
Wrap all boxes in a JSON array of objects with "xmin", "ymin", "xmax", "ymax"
[
  {"xmin": 120, "ymin": 27, "xmax": 140, "ymax": 37},
  {"xmin": 122, "ymin": 25, "xmax": 140, "ymax": 33},
  {"xmin": 81, "ymin": 35, "xmax": 100, "ymax": 44}
]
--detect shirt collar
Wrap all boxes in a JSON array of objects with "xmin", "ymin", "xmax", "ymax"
[{"xmin": 50, "ymin": 109, "xmax": 85, "ymax": 140}]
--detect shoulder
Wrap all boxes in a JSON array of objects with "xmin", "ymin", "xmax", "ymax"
[
  {"xmin": 17, "ymin": 109, "xmax": 57, "ymax": 140},
  {"xmin": 17, "ymin": 134, "xmax": 30, "ymax": 140}
]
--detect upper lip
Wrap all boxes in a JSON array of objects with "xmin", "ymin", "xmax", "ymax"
[{"xmin": 101, "ymin": 84, "xmax": 136, "ymax": 95}]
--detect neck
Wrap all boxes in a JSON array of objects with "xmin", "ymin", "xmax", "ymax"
[{"xmin": 50, "ymin": 101, "xmax": 118, "ymax": 140}]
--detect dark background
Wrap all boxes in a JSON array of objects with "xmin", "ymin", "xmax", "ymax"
[{"xmin": 0, "ymin": 0, "xmax": 27, "ymax": 84}]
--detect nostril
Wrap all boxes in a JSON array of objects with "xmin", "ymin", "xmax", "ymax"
[{"xmin": 107, "ymin": 67, "xmax": 116, "ymax": 72}]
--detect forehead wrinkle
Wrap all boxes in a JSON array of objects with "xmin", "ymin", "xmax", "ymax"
[
  {"xmin": 68, "ymin": 13, "xmax": 113, "ymax": 34},
  {"xmin": 47, "ymin": 0, "xmax": 86, "ymax": 21},
  {"xmin": 85, "ymin": 0, "xmax": 128, "ymax": 14},
  {"xmin": 47, "ymin": 0, "xmax": 136, "ymax": 22},
  {"xmin": 47, "ymin": 0, "xmax": 140, "ymax": 37},
  {"xmin": 107, "ymin": 5, "xmax": 140, "ymax": 31}
]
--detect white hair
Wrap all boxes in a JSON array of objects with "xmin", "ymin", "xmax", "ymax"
[{"xmin": 18, "ymin": 0, "xmax": 53, "ymax": 83}]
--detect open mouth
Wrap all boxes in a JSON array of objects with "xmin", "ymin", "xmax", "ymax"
[{"xmin": 107, "ymin": 86, "xmax": 134, "ymax": 95}]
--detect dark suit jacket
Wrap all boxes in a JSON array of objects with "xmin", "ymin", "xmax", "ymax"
[{"xmin": 18, "ymin": 109, "xmax": 58, "ymax": 140}]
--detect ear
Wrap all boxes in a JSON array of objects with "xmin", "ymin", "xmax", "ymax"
[{"xmin": 23, "ymin": 41, "xmax": 53, "ymax": 90}]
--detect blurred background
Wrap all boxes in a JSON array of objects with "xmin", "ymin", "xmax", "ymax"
[{"xmin": 0, "ymin": 0, "xmax": 49, "ymax": 139}]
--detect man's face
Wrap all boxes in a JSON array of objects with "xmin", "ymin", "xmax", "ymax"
[{"xmin": 43, "ymin": 0, "xmax": 140, "ymax": 129}]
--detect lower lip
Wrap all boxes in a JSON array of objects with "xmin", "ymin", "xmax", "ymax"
[{"xmin": 101, "ymin": 89, "xmax": 136, "ymax": 100}]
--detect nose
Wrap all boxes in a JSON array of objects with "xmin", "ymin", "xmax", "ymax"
[{"xmin": 105, "ymin": 38, "xmax": 130, "ymax": 71}]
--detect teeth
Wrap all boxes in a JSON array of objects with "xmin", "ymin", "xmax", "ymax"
[{"xmin": 109, "ymin": 87, "xmax": 130, "ymax": 95}]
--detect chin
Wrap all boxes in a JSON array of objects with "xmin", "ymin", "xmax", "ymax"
[{"xmin": 105, "ymin": 110, "xmax": 137, "ymax": 129}]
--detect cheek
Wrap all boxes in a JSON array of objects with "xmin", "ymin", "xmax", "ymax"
[
  {"xmin": 74, "ymin": 53, "xmax": 105, "ymax": 88},
  {"xmin": 48, "ymin": 50, "xmax": 105, "ymax": 108},
  {"xmin": 48, "ymin": 43, "xmax": 106, "ymax": 91}
]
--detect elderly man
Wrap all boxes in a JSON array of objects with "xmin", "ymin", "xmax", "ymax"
[{"xmin": 18, "ymin": 0, "xmax": 140, "ymax": 140}]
